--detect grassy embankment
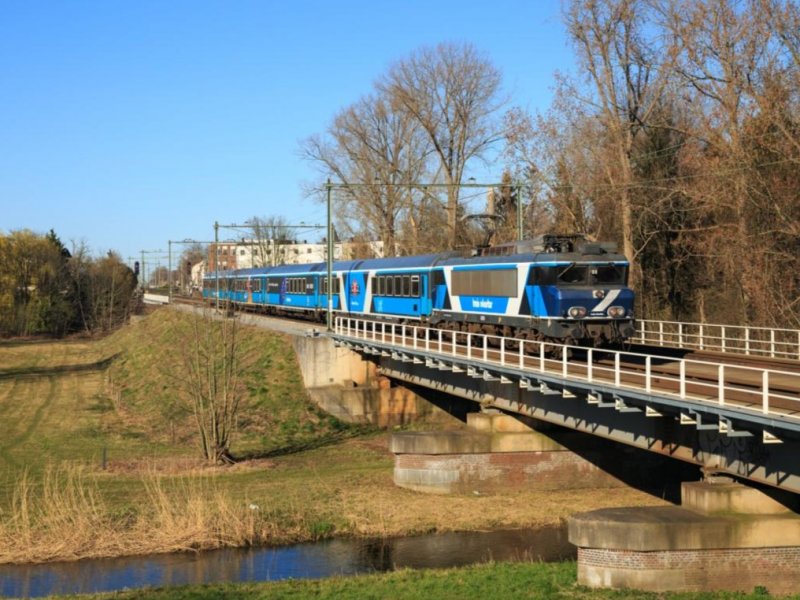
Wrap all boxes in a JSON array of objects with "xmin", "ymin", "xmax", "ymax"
[
  {"xmin": 51, "ymin": 562, "xmax": 790, "ymax": 600},
  {"xmin": 0, "ymin": 309, "xmax": 668, "ymax": 565}
]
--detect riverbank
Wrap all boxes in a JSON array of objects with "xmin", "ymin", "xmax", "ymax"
[
  {"xmin": 0, "ymin": 309, "xmax": 669, "ymax": 565},
  {"xmin": 38, "ymin": 561, "xmax": 789, "ymax": 599}
]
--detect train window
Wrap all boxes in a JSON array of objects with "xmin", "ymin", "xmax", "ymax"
[
  {"xmin": 410, "ymin": 275, "xmax": 420, "ymax": 297},
  {"xmin": 452, "ymin": 269, "xmax": 517, "ymax": 297},
  {"xmin": 591, "ymin": 265, "xmax": 626, "ymax": 285},
  {"xmin": 323, "ymin": 276, "xmax": 340, "ymax": 295},
  {"xmin": 386, "ymin": 276, "xmax": 394, "ymax": 296},
  {"xmin": 251, "ymin": 279, "xmax": 261, "ymax": 293},
  {"xmin": 394, "ymin": 276, "xmax": 402, "ymax": 297},
  {"xmin": 557, "ymin": 264, "xmax": 588, "ymax": 285}
]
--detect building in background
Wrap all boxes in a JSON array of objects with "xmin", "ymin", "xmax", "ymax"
[
  {"xmin": 208, "ymin": 239, "xmax": 384, "ymax": 269},
  {"xmin": 190, "ymin": 260, "xmax": 206, "ymax": 290}
]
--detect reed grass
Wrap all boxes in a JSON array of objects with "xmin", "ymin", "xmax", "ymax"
[{"xmin": 0, "ymin": 463, "xmax": 318, "ymax": 564}]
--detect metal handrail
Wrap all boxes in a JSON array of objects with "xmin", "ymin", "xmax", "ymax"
[
  {"xmin": 335, "ymin": 317, "xmax": 800, "ymax": 421},
  {"xmin": 637, "ymin": 319, "xmax": 800, "ymax": 360}
]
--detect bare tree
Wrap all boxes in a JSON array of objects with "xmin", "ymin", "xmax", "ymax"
[
  {"xmin": 660, "ymin": 0, "xmax": 788, "ymax": 322},
  {"xmin": 381, "ymin": 42, "xmax": 507, "ymax": 249},
  {"xmin": 246, "ymin": 216, "xmax": 294, "ymax": 267},
  {"xmin": 175, "ymin": 310, "xmax": 245, "ymax": 464},
  {"xmin": 564, "ymin": 0, "xmax": 675, "ymax": 289},
  {"xmin": 302, "ymin": 93, "xmax": 431, "ymax": 255}
]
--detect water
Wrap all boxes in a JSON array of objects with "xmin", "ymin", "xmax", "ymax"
[{"xmin": 0, "ymin": 526, "xmax": 573, "ymax": 598}]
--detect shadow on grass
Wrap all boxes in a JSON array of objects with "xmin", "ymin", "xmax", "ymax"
[
  {"xmin": 0, "ymin": 354, "xmax": 120, "ymax": 380},
  {"xmin": 234, "ymin": 425, "xmax": 380, "ymax": 461}
]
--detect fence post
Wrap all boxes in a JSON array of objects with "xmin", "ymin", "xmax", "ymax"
[
  {"xmin": 614, "ymin": 353, "xmax": 621, "ymax": 387},
  {"xmin": 587, "ymin": 348, "xmax": 593, "ymax": 383},
  {"xmin": 645, "ymin": 355, "xmax": 651, "ymax": 393},
  {"xmin": 718, "ymin": 365, "xmax": 725, "ymax": 406},
  {"xmin": 679, "ymin": 361, "xmax": 686, "ymax": 399},
  {"xmin": 763, "ymin": 371, "xmax": 770, "ymax": 415},
  {"xmin": 500, "ymin": 338, "xmax": 505, "ymax": 366}
]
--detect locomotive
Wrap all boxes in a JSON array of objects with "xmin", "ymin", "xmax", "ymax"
[{"xmin": 202, "ymin": 234, "xmax": 635, "ymax": 345}]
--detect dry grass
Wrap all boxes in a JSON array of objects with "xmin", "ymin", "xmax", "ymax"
[
  {"xmin": 0, "ymin": 437, "xmax": 670, "ymax": 565},
  {"xmin": 0, "ymin": 463, "xmax": 294, "ymax": 564}
]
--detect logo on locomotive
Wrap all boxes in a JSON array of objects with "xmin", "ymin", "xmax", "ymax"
[{"xmin": 350, "ymin": 280, "xmax": 360, "ymax": 295}]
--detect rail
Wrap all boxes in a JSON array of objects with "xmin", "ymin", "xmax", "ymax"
[
  {"xmin": 335, "ymin": 317, "xmax": 800, "ymax": 423},
  {"xmin": 637, "ymin": 319, "xmax": 800, "ymax": 360}
]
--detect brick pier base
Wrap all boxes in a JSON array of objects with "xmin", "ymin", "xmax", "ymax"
[
  {"xmin": 391, "ymin": 412, "xmax": 625, "ymax": 494},
  {"xmin": 570, "ymin": 479, "xmax": 800, "ymax": 594}
]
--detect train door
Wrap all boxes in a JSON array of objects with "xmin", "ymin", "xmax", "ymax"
[{"xmin": 345, "ymin": 271, "xmax": 368, "ymax": 314}]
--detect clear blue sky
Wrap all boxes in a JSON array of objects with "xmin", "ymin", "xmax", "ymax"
[{"xmin": 1, "ymin": 0, "xmax": 573, "ymax": 265}]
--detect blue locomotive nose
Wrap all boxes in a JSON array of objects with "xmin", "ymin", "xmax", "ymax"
[{"xmin": 554, "ymin": 288, "xmax": 634, "ymax": 319}]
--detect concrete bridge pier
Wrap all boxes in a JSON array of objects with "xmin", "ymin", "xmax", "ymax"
[
  {"xmin": 569, "ymin": 477, "xmax": 800, "ymax": 594},
  {"xmin": 390, "ymin": 412, "xmax": 629, "ymax": 494}
]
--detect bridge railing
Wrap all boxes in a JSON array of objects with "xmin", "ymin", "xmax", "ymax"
[
  {"xmin": 335, "ymin": 317, "xmax": 800, "ymax": 422},
  {"xmin": 637, "ymin": 319, "xmax": 800, "ymax": 360}
]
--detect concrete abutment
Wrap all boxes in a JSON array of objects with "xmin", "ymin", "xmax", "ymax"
[
  {"xmin": 569, "ymin": 478, "xmax": 800, "ymax": 594},
  {"xmin": 290, "ymin": 333, "xmax": 453, "ymax": 427}
]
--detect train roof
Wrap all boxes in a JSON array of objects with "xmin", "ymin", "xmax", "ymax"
[{"xmin": 203, "ymin": 245, "xmax": 628, "ymax": 279}]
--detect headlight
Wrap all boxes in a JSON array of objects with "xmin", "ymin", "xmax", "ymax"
[
  {"xmin": 607, "ymin": 306, "xmax": 626, "ymax": 318},
  {"xmin": 568, "ymin": 306, "xmax": 587, "ymax": 318}
]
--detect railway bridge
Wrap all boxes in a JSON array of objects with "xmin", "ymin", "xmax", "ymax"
[
  {"xmin": 332, "ymin": 316, "xmax": 800, "ymax": 493},
  {"xmin": 330, "ymin": 316, "xmax": 800, "ymax": 593}
]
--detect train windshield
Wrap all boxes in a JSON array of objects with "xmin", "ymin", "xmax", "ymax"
[
  {"xmin": 591, "ymin": 265, "xmax": 626, "ymax": 285},
  {"xmin": 557, "ymin": 264, "xmax": 587, "ymax": 284}
]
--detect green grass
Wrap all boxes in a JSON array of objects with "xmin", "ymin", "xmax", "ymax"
[{"xmin": 50, "ymin": 561, "xmax": 795, "ymax": 600}]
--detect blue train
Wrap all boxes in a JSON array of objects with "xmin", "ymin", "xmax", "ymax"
[{"xmin": 202, "ymin": 234, "xmax": 636, "ymax": 344}]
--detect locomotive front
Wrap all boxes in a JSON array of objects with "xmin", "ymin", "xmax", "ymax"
[{"xmin": 532, "ymin": 260, "xmax": 635, "ymax": 343}]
